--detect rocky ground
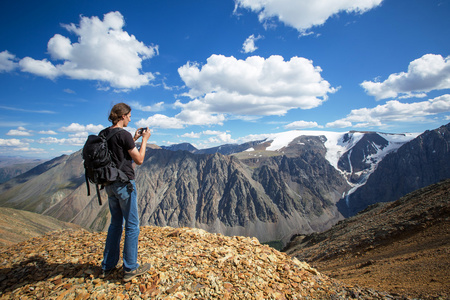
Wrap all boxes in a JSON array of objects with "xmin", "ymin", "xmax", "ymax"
[
  {"xmin": 0, "ymin": 226, "xmax": 399, "ymax": 300},
  {"xmin": 284, "ymin": 179, "xmax": 450, "ymax": 300}
]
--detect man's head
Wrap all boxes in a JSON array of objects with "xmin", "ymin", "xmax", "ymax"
[{"xmin": 109, "ymin": 103, "xmax": 131, "ymax": 126}]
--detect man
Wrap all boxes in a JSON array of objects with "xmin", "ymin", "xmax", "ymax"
[{"xmin": 100, "ymin": 102, "xmax": 151, "ymax": 282}]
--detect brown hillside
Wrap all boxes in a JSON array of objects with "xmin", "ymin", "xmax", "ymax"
[
  {"xmin": 0, "ymin": 227, "xmax": 397, "ymax": 299},
  {"xmin": 0, "ymin": 207, "xmax": 82, "ymax": 248},
  {"xmin": 284, "ymin": 179, "xmax": 450, "ymax": 299}
]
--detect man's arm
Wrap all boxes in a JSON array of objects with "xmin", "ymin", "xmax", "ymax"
[{"xmin": 129, "ymin": 127, "xmax": 151, "ymax": 165}]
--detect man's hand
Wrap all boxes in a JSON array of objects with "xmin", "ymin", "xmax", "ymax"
[{"xmin": 134, "ymin": 127, "xmax": 151, "ymax": 141}]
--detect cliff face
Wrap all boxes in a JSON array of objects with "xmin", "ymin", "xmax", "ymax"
[
  {"xmin": 0, "ymin": 226, "xmax": 396, "ymax": 299},
  {"xmin": 135, "ymin": 148, "xmax": 346, "ymax": 244}
]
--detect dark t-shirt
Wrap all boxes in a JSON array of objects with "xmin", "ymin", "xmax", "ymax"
[{"xmin": 100, "ymin": 127, "xmax": 136, "ymax": 180}]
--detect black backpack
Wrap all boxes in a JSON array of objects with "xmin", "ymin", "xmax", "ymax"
[{"xmin": 82, "ymin": 128, "xmax": 129, "ymax": 205}]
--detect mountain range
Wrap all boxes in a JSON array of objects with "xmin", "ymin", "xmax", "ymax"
[
  {"xmin": 0, "ymin": 123, "xmax": 449, "ymax": 246},
  {"xmin": 0, "ymin": 156, "xmax": 46, "ymax": 184}
]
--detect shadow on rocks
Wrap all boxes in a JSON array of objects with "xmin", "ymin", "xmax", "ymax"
[{"xmin": 0, "ymin": 255, "xmax": 121, "ymax": 294}]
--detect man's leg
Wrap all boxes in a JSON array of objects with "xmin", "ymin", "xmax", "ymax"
[
  {"xmin": 116, "ymin": 180, "xmax": 140, "ymax": 272},
  {"xmin": 101, "ymin": 185, "xmax": 124, "ymax": 271}
]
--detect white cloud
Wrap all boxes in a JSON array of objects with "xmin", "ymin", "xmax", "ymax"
[
  {"xmin": 325, "ymin": 120, "xmax": 353, "ymax": 128},
  {"xmin": 178, "ymin": 54, "xmax": 336, "ymax": 117},
  {"xmin": 284, "ymin": 120, "xmax": 322, "ymax": 129},
  {"xmin": 181, "ymin": 132, "xmax": 201, "ymax": 138},
  {"xmin": 38, "ymin": 130, "xmax": 58, "ymax": 135},
  {"xmin": 242, "ymin": 34, "xmax": 263, "ymax": 53},
  {"xmin": 6, "ymin": 127, "xmax": 33, "ymax": 136},
  {"xmin": 361, "ymin": 54, "xmax": 450, "ymax": 100},
  {"xmin": 19, "ymin": 57, "xmax": 60, "ymax": 79},
  {"xmin": 180, "ymin": 130, "xmax": 237, "ymax": 148},
  {"xmin": 0, "ymin": 50, "xmax": 18, "ymax": 72},
  {"xmin": 0, "ymin": 138, "xmax": 26, "ymax": 147},
  {"xmin": 63, "ymin": 89, "xmax": 76, "ymax": 94},
  {"xmin": 142, "ymin": 54, "xmax": 335, "ymax": 129},
  {"xmin": 326, "ymin": 94, "xmax": 450, "ymax": 128},
  {"xmin": 130, "ymin": 101, "xmax": 165, "ymax": 112},
  {"xmin": 0, "ymin": 105, "xmax": 56, "ymax": 114},
  {"xmin": 136, "ymin": 114, "xmax": 185, "ymax": 129},
  {"xmin": 37, "ymin": 136, "xmax": 86, "ymax": 146},
  {"xmin": 207, "ymin": 132, "xmax": 235, "ymax": 144},
  {"xmin": 235, "ymin": 0, "xmax": 384, "ymax": 33},
  {"xmin": 13, "ymin": 11, "xmax": 158, "ymax": 90},
  {"xmin": 59, "ymin": 123, "xmax": 104, "ymax": 133}
]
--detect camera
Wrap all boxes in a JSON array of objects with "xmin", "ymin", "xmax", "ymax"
[{"xmin": 138, "ymin": 127, "xmax": 147, "ymax": 134}]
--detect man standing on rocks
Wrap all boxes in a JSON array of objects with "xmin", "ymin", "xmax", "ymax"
[{"xmin": 100, "ymin": 102, "xmax": 151, "ymax": 282}]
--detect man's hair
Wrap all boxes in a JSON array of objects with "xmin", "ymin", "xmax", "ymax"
[{"xmin": 109, "ymin": 103, "xmax": 131, "ymax": 125}]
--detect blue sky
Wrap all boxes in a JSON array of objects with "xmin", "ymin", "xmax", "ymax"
[{"xmin": 0, "ymin": 0, "xmax": 449, "ymax": 159}]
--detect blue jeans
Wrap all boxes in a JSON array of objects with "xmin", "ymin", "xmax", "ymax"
[{"xmin": 101, "ymin": 180, "xmax": 140, "ymax": 272}]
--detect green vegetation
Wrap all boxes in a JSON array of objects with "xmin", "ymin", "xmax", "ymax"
[{"xmin": 262, "ymin": 240, "xmax": 283, "ymax": 251}]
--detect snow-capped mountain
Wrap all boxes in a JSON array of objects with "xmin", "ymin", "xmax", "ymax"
[{"xmin": 242, "ymin": 130, "xmax": 419, "ymax": 188}]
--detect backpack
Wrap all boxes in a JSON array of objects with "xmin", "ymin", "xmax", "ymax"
[{"xmin": 82, "ymin": 128, "xmax": 129, "ymax": 205}]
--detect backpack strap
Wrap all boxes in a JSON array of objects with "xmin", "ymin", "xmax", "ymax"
[
  {"xmin": 96, "ymin": 184, "xmax": 102, "ymax": 206},
  {"xmin": 85, "ymin": 173, "xmax": 91, "ymax": 196},
  {"xmin": 103, "ymin": 127, "xmax": 129, "ymax": 177},
  {"xmin": 101, "ymin": 127, "xmax": 123, "ymax": 141}
]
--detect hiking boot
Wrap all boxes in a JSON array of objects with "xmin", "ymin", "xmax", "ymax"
[
  {"xmin": 100, "ymin": 267, "xmax": 118, "ymax": 279},
  {"xmin": 123, "ymin": 263, "xmax": 151, "ymax": 282}
]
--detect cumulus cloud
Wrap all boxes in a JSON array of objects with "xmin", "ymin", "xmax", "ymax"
[
  {"xmin": 361, "ymin": 54, "xmax": 450, "ymax": 100},
  {"xmin": 0, "ymin": 138, "xmax": 25, "ymax": 147},
  {"xmin": 235, "ymin": 0, "xmax": 384, "ymax": 33},
  {"xmin": 136, "ymin": 114, "xmax": 185, "ymax": 129},
  {"xmin": 326, "ymin": 94, "xmax": 450, "ymax": 128},
  {"xmin": 242, "ymin": 34, "xmax": 263, "ymax": 53},
  {"xmin": 59, "ymin": 123, "xmax": 104, "ymax": 133},
  {"xmin": 130, "ymin": 101, "xmax": 165, "ymax": 112},
  {"xmin": 179, "ymin": 130, "xmax": 237, "ymax": 148},
  {"xmin": 9, "ymin": 12, "xmax": 158, "ymax": 90},
  {"xmin": 181, "ymin": 132, "xmax": 201, "ymax": 139},
  {"xmin": 178, "ymin": 54, "xmax": 336, "ymax": 115},
  {"xmin": 37, "ymin": 136, "xmax": 86, "ymax": 147},
  {"xmin": 38, "ymin": 130, "xmax": 58, "ymax": 135},
  {"xmin": 6, "ymin": 127, "xmax": 33, "ymax": 136},
  {"xmin": 0, "ymin": 50, "xmax": 18, "ymax": 72},
  {"xmin": 138, "ymin": 54, "xmax": 335, "ymax": 129},
  {"xmin": 284, "ymin": 120, "xmax": 322, "ymax": 129}
]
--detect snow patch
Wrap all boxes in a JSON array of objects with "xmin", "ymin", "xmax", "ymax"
[{"xmin": 259, "ymin": 130, "xmax": 419, "ymax": 174}]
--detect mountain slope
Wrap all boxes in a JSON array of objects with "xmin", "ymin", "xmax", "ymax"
[
  {"xmin": 0, "ymin": 157, "xmax": 46, "ymax": 184},
  {"xmin": 0, "ymin": 207, "xmax": 82, "ymax": 248},
  {"xmin": 339, "ymin": 123, "xmax": 450, "ymax": 216},
  {"xmin": 0, "ymin": 226, "xmax": 396, "ymax": 299},
  {"xmin": 283, "ymin": 179, "xmax": 450, "ymax": 299}
]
